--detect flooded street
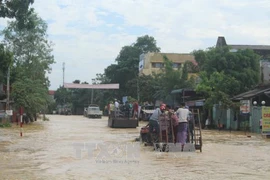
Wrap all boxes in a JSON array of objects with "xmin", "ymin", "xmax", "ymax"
[{"xmin": 1, "ymin": 115, "xmax": 270, "ymax": 180}]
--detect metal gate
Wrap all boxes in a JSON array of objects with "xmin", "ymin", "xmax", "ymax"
[{"xmin": 251, "ymin": 106, "xmax": 262, "ymax": 133}]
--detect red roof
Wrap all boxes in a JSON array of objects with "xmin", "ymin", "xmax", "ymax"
[{"xmin": 48, "ymin": 90, "xmax": 55, "ymax": 95}]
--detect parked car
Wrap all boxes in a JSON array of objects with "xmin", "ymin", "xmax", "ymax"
[{"xmin": 86, "ymin": 104, "xmax": 102, "ymax": 118}]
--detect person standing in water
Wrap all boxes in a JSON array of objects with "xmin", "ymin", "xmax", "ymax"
[{"xmin": 176, "ymin": 103, "xmax": 190, "ymax": 151}]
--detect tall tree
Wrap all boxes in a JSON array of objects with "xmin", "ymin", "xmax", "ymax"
[
  {"xmin": 133, "ymin": 35, "xmax": 161, "ymax": 53},
  {"xmin": 126, "ymin": 74, "xmax": 156, "ymax": 103},
  {"xmin": 0, "ymin": 0, "xmax": 35, "ymax": 29},
  {"xmin": 153, "ymin": 55, "xmax": 195, "ymax": 101},
  {"xmin": 2, "ymin": 11, "xmax": 55, "ymax": 86},
  {"xmin": 54, "ymin": 86, "xmax": 72, "ymax": 105},
  {"xmin": 0, "ymin": 44, "xmax": 12, "ymax": 83},
  {"xmin": 2, "ymin": 11, "xmax": 55, "ymax": 116},
  {"xmin": 193, "ymin": 46, "xmax": 260, "ymax": 108},
  {"xmin": 103, "ymin": 35, "xmax": 161, "ymax": 100}
]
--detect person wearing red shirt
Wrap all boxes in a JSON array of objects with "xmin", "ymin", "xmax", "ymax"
[{"xmin": 133, "ymin": 101, "xmax": 139, "ymax": 119}]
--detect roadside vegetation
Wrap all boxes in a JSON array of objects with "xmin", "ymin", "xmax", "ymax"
[
  {"xmin": 0, "ymin": 1, "xmax": 55, "ymax": 125},
  {"xmin": 55, "ymin": 35, "xmax": 261, "ymax": 116}
]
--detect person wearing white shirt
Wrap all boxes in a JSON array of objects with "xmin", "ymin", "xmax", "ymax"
[
  {"xmin": 176, "ymin": 103, "xmax": 189, "ymax": 151},
  {"xmin": 114, "ymin": 100, "xmax": 119, "ymax": 117}
]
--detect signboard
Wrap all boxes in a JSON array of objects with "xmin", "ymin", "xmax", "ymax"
[
  {"xmin": 186, "ymin": 101, "xmax": 195, "ymax": 107},
  {"xmin": 195, "ymin": 101, "xmax": 204, "ymax": 106},
  {"xmin": 139, "ymin": 54, "xmax": 145, "ymax": 71},
  {"xmin": 262, "ymin": 106, "xmax": 270, "ymax": 135},
  {"xmin": 5, "ymin": 110, "xmax": 13, "ymax": 116},
  {"xmin": 240, "ymin": 100, "xmax": 250, "ymax": 114},
  {"xmin": 122, "ymin": 96, "xmax": 128, "ymax": 104}
]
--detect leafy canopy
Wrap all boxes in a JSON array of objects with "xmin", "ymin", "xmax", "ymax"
[
  {"xmin": 2, "ymin": 11, "xmax": 55, "ymax": 114},
  {"xmin": 0, "ymin": 0, "xmax": 35, "ymax": 29},
  {"xmin": 194, "ymin": 46, "xmax": 260, "ymax": 108}
]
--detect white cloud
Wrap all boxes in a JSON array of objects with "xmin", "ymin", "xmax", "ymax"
[{"xmin": 1, "ymin": 0, "xmax": 270, "ymax": 89}]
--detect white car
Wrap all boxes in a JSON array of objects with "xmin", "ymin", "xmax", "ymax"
[{"xmin": 86, "ymin": 104, "xmax": 102, "ymax": 118}]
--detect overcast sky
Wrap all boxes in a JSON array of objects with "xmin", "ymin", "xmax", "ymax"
[{"xmin": 0, "ymin": 0, "xmax": 270, "ymax": 90}]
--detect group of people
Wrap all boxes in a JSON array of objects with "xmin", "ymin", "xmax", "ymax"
[
  {"xmin": 106, "ymin": 99, "xmax": 139, "ymax": 119},
  {"xmin": 148, "ymin": 102, "xmax": 193, "ymax": 151}
]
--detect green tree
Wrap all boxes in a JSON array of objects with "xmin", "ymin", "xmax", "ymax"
[
  {"xmin": 153, "ymin": 55, "xmax": 195, "ymax": 101},
  {"xmin": 126, "ymin": 74, "xmax": 156, "ymax": 103},
  {"xmin": 133, "ymin": 35, "xmax": 160, "ymax": 53},
  {"xmin": 11, "ymin": 78, "xmax": 49, "ymax": 114},
  {"xmin": 0, "ymin": 0, "xmax": 35, "ymax": 29},
  {"xmin": 103, "ymin": 35, "xmax": 161, "ymax": 100},
  {"xmin": 0, "ymin": 44, "xmax": 12, "ymax": 83},
  {"xmin": 2, "ymin": 11, "xmax": 55, "ymax": 117},
  {"xmin": 2, "ymin": 11, "xmax": 55, "ymax": 86},
  {"xmin": 193, "ymin": 46, "xmax": 260, "ymax": 108},
  {"xmin": 54, "ymin": 86, "xmax": 72, "ymax": 105}
]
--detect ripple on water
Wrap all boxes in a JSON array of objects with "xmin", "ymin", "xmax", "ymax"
[{"xmin": 1, "ymin": 115, "xmax": 270, "ymax": 179}]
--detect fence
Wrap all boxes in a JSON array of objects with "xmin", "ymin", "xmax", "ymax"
[{"xmin": 212, "ymin": 104, "xmax": 262, "ymax": 133}]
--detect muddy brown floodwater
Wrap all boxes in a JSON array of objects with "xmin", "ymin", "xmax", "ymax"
[{"xmin": 0, "ymin": 115, "xmax": 270, "ymax": 180}]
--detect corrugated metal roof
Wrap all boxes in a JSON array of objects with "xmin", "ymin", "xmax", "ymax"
[
  {"xmin": 171, "ymin": 88, "xmax": 194, "ymax": 94},
  {"xmin": 229, "ymin": 45, "xmax": 270, "ymax": 50},
  {"xmin": 64, "ymin": 83, "xmax": 119, "ymax": 89},
  {"xmin": 233, "ymin": 87, "xmax": 270, "ymax": 100}
]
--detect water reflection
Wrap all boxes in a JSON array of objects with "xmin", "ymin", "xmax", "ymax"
[{"xmin": 0, "ymin": 115, "xmax": 270, "ymax": 180}]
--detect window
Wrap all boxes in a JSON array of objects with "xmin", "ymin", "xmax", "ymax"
[
  {"xmin": 152, "ymin": 63, "xmax": 164, "ymax": 68},
  {"xmin": 172, "ymin": 63, "xmax": 181, "ymax": 68}
]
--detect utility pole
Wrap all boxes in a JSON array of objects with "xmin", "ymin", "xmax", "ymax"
[
  {"xmin": 91, "ymin": 79, "xmax": 95, "ymax": 104},
  {"xmin": 62, "ymin": 62, "xmax": 65, "ymax": 86},
  {"xmin": 6, "ymin": 66, "xmax": 10, "ymax": 111},
  {"xmin": 91, "ymin": 88, "xmax": 93, "ymax": 104},
  {"xmin": 137, "ymin": 78, "xmax": 140, "ymax": 102}
]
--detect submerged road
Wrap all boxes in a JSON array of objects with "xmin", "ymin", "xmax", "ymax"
[{"xmin": 0, "ymin": 115, "xmax": 270, "ymax": 180}]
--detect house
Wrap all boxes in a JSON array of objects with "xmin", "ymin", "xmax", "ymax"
[{"xmin": 139, "ymin": 52, "xmax": 197, "ymax": 76}]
